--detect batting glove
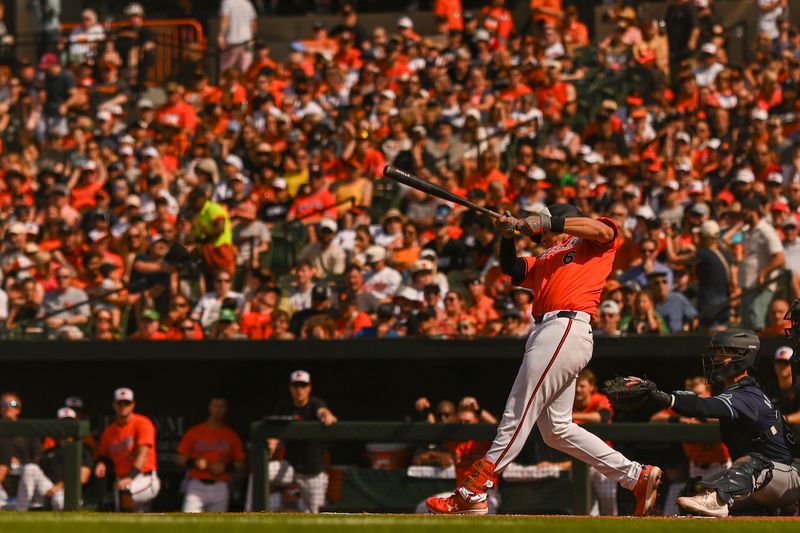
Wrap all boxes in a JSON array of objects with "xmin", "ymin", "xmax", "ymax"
[
  {"xmin": 494, "ymin": 210, "xmax": 517, "ymax": 239},
  {"xmin": 517, "ymin": 212, "xmax": 552, "ymax": 237}
]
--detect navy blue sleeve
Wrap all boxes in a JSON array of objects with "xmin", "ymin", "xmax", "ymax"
[{"xmin": 671, "ymin": 391, "xmax": 737, "ymax": 419}]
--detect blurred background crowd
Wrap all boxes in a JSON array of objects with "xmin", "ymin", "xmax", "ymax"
[{"xmin": 0, "ymin": 0, "xmax": 794, "ymax": 341}]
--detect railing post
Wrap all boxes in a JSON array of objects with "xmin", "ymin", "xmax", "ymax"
[
  {"xmin": 250, "ymin": 421, "xmax": 269, "ymax": 512},
  {"xmin": 571, "ymin": 458, "xmax": 592, "ymax": 516},
  {"xmin": 63, "ymin": 440, "xmax": 82, "ymax": 511}
]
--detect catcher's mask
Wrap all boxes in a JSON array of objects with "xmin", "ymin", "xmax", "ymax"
[
  {"xmin": 784, "ymin": 299, "xmax": 800, "ymax": 350},
  {"xmin": 702, "ymin": 328, "xmax": 760, "ymax": 384},
  {"xmin": 532, "ymin": 203, "xmax": 584, "ymax": 244}
]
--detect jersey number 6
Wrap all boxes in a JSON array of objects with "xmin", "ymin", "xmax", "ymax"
[{"xmin": 562, "ymin": 250, "xmax": 576, "ymax": 265}]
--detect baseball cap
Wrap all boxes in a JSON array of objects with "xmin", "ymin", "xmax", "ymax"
[
  {"xmin": 319, "ymin": 217, "xmax": 338, "ymax": 233},
  {"xmin": 771, "ymin": 201, "xmax": 789, "ymax": 213},
  {"xmin": 663, "ymin": 179, "xmax": 680, "ymax": 191},
  {"xmin": 39, "ymin": 52, "xmax": 59, "ymax": 69},
  {"xmin": 674, "ymin": 161, "xmax": 692, "ymax": 174},
  {"xmin": 88, "ymin": 230, "xmax": 109, "ymax": 243},
  {"xmin": 674, "ymin": 131, "xmax": 691, "ymax": 144},
  {"xmin": 398, "ymin": 15, "xmax": 413, "ymax": 28},
  {"xmin": 598, "ymin": 300, "xmax": 620, "ymax": 315},
  {"xmin": 783, "ymin": 217, "xmax": 798, "ymax": 229},
  {"xmin": 225, "ymin": 154, "xmax": 243, "ymax": 171},
  {"xmin": 582, "ymin": 152, "xmax": 604, "ymax": 165},
  {"xmin": 734, "ymin": 168, "xmax": 755, "ymax": 183},
  {"xmin": 412, "ymin": 259, "xmax": 435, "ymax": 274},
  {"xmin": 420, "ymin": 249, "xmax": 438, "ymax": 262},
  {"xmin": 142, "ymin": 146, "xmax": 159, "ymax": 159},
  {"xmin": 311, "ymin": 284, "xmax": 332, "ymax": 301},
  {"xmin": 8, "ymin": 222, "xmax": 25, "ymax": 235},
  {"xmin": 57, "ymin": 407, "xmax": 77, "ymax": 420},
  {"xmin": 767, "ymin": 172, "xmax": 784, "ymax": 185},
  {"xmin": 751, "ymin": 108, "xmax": 769, "ymax": 121},
  {"xmin": 707, "ymin": 138, "xmax": 722, "ymax": 151},
  {"xmin": 272, "ymin": 177, "xmax": 288, "ymax": 190},
  {"xmin": 636, "ymin": 205, "xmax": 656, "ymax": 221},
  {"xmin": 700, "ymin": 220, "xmax": 721, "ymax": 238},
  {"xmin": 701, "ymin": 42, "xmax": 717, "ymax": 55},
  {"xmin": 125, "ymin": 195, "xmax": 142, "ymax": 208},
  {"xmin": 688, "ymin": 180, "xmax": 704, "ymax": 194},
  {"xmin": 365, "ymin": 245, "xmax": 387, "ymax": 264},
  {"xmin": 137, "ymin": 98, "xmax": 154, "ymax": 110},
  {"xmin": 689, "ymin": 203, "xmax": 710, "ymax": 216},
  {"xmin": 775, "ymin": 346, "xmax": 794, "ymax": 362},
  {"xmin": 290, "ymin": 370, "xmax": 311, "ymax": 385},
  {"xmin": 141, "ymin": 309, "xmax": 160, "ymax": 322},
  {"xmin": 114, "ymin": 388, "xmax": 134, "ymax": 402},
  {"xmin": 527, "ymin": 166, "xmax": 546, "ymax": 181},
  {"xmin": 218, "ymin": 308, "xmax": 237, "ymax": 323},
  {"xmin": 96, "ymin": 110, "xmax": 112, "ymax": 122}
]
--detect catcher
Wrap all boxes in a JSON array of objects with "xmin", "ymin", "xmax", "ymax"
[{"xmin": 605, "ymin": 329, "xmax": 800, "ymax": 516}]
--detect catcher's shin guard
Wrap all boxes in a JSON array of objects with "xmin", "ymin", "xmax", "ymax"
[{"xmin": 462, "ymin": 457, "xmax": 497, "ymax": 495}]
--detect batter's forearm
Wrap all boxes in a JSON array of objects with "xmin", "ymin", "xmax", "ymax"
[{"xmin": 563, "ymin": 218, "xmax": 615, "ymax": 243}]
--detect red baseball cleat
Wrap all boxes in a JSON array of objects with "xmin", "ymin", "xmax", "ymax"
[
  {"xmin": 632, "ymin": 464, "xmax": 662, "ymax": 516},
  {"xmin": 426, "ymin": 492, "xmax": 489, "ymax": 515}
]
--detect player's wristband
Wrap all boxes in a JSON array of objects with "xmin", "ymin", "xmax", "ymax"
[
  {"xmin": 185, "ymin": 458, "xmax": 196, "ymax": 469},
  {"xmin": 128, "ymin": 467, "xmax": 141, "ymax": 479},
  {"xmin": 549, "ymin": 216, "xmax": 565, "ymax": 234}
]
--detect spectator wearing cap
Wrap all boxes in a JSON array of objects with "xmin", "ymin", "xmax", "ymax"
[
  {"xmin": 290, "ymin": 284, "xmax": 336, "ymax": 337},
  {"xmin": 752, "ymin": 141, "xmax": 782, "ymax": 184},
  {"xmin": 465, "ymin": 277, "xmax": 499, "ymax": 332},
  {"xmin": 664, "ymin": 220, "xmax": 735, "ymax": 329},
  {"xmin": 114, "ymin": 3, "xmax": 157, "ymax": 89},
  {"xmin": 259, "ymin": 177, "xmax": 293, "ymax": 225},
  {"xmin": 163, "ymin": 295, "xmax": 202, "ymax": 340},
  {"xmin": 620, "ymin": 238, "xmax": 674, "ymax": 290},
  {"xmin": 694, "ymin": 42, "xmax": 723, "ymax": 87},
  {"xmin": 268, "ymin": 370, "xmax": 337, "ymax": 513},
  {"xmin": 0, "ymin": 392, "xmax": 41, "ymax": 509},
  {"xmin": 362, "ymin": 245, "xmax": 402, "ymax": 302},
  {"xmin": 375, "ymin": 209, "xmax": 405, "ymax": 250},
  {"xmin": 95, "ymin": 387, "xmax": 160, "ymax": 512},
  {"xmin": 190, "ymin": 270, "xmax": 245, "ymax": 330},
  {"xmin": 770, "ymin": 346, "xmax": 800, "ymax": 424},
  {"xmin": 209, "ymin": 308, "xmax": 246, "ymax": 339},
  {"xmin": 66, "ymin": 8, "xmax": 105, "ymax": 64},
  {"xmin": 391, "ymin": 222, "xmax": 423, "ymax": 273},
  {"xmin": 42, "ymin": 265, "xmax": 89, "ymax": 339},
  {"xmin": 127, "ymin": 309, "xmax": 166, "ymax": 340},
  {"xmin": 782, "ymin": 217, "xmax": 800, "ymax": 296},
  {"xmin": 298, "ymin": 218, "xmax": 346, "ymax": 277},
  {"xmin": 188, "ymin": 187, "xmax": 236, "ymax": 279},
  {"xmin": 595, "ymin": 300, "xmax": 623, "ymax": 337},
  {"xmin": 739, "ymin": 198, "xmax": 785, "ymax": 331},
  {"xmin": 648, "ymin": 271, "xmax": 698, "ymax": 333},
  {"xmin": 285, "ymin": 260, "xmax": 318, "ymax": 314},
  {"xmin": 15, "ymin": 406, "xmax": 94, "ymax": 512},
  {"xmin": 361, "ymin": 303, "xmax": 404, "ymax": 339},
  {"xmin": 231, "ymin": 201, "xmax": 271, "ymax": 278}
]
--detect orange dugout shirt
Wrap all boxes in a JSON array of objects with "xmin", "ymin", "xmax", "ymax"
[
  {"xmin": 176, "ymin": 422, "xmax": 246, "ymax": 481},
  {"xmin": 98, "ymin": 413, "xmax": 157, "ymax": 477},
  {"xmin": 520, "ymin": 217, "xmax": 620, "ymax": 317}
]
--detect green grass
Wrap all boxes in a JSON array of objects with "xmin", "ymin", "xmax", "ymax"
[{"xmin": 0, "ymin": 513, "xmax": 795, "ymax": 533}]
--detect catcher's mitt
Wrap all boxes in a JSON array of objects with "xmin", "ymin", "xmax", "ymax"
[{"xmin": 602, "ymin": 376, "xmax": 658, "ymax": 412}]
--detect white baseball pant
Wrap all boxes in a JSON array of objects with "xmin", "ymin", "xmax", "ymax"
[
  {"xmin": 16, "ymin": 463, "xmax": 65, "ymax": 511},
  {"xmin": 182, "ymin": 478, "xmax": 229, "ymax": 513},
  {"xmin": 114, "ymin": 472, "xmax": 161, "ymax": 512},
  {"xmin": 296, "ymin": 471, "xmax": 329, "ymax": 513},
  {"xmin": 485, "ymin": 311, "xmax": 642, "ymax": 489}
]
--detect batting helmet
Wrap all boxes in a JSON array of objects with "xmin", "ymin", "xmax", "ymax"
[
  {"xmin": 547, "ymin": 203, "xmax": 584, "ymax": 219},
  {"xmin": 702, "ymin": 328, "xmax": 760, "ymax": 383}
]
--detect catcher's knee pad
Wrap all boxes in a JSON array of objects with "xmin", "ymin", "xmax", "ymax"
[
  {"xmin": 463, "ymin": 457, "xmax": 497, "ymax": 494},
  {"xmin": 699, "ymin": 453, "xmax": 773, "ymax": 506}
]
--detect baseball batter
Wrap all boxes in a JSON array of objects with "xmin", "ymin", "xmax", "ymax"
[{"xmin": 427, "ymin": 204, "xmax": 661, "ymax": 515}]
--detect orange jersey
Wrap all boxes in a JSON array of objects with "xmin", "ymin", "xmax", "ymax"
[
  {"xmin": 98, "ymin": 413, "xmax": 157, "ymax": 477},
  {"xmin": 572, "ymin": 392, "xmax": 613, "ymax": 423},
  {"xmin": 176, "ymin": 422, "xmax": 246, "ymax": 481},
  {"xmin": 658, "ymin": 408, "xmax": 731, "ymax": 464},
  {"xmin": 520, "ymin": 217, "xmax": 619, "ymax": 317}
]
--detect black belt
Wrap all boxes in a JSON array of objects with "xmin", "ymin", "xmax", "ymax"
[{"xmin": 534, "ymin": 311, "xmax": 577, "ymax": 325}]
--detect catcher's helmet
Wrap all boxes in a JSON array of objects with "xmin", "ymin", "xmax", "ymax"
[
  {"xmin": 702, "ymin": 328, "xmax": 760, "ymax": 383},
  {"xmin": 784, "ymin": 299, "xmax": 800, "ymax": 349}
]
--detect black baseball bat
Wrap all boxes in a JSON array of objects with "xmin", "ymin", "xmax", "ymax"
[{"xmin": 383, "ymin": 166, "xmax": 502, "ymax": 219}]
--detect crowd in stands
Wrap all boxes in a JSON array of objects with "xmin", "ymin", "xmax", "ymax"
[{"xmin": 0, "ymin": 0, "xmax": 796, "ymax": 340}]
